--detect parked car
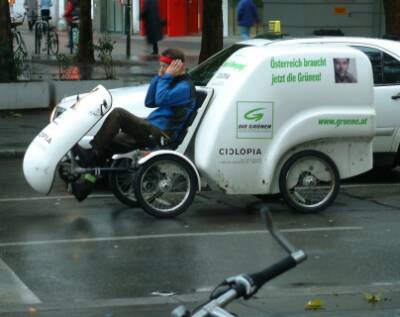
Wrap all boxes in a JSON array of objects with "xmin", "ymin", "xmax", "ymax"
[{"xmin": 51, "ymin": 36, "xmax": 400, "ymax": 167}]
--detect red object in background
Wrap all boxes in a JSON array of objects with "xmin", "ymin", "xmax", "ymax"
[
  {"xmin": 140, "ymin": 0, "xmax": 203, "ymax": 37},
  {"xmin": 186, "ymin": 0, "xmax": 198, "ymax": 34},
  {"xmin": 167, "ymin": 0, "xmax": 186, "ymax": 36}
]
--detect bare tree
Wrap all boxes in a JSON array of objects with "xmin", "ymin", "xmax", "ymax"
[
  {"xmin": 198, "ymin": 0, "xmax": 223, "ymax": 64},
  {"xmin": 78, "ymin": 0, "xmax": 95, "ymax": 79},
  {"xmin": 0, "ymin": 0, "xmax": 16, "ymax": 81},
  {"xmin": 383, "ymin": 0, "xmax": 400, "ymax": 36}
]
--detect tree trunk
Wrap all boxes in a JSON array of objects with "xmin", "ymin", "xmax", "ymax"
[
  {"xmin": 78, "ymin": 0, "xmax": 95, "ymax": 79},
  {"xmin": 0, "ymin": 0, "xmax": 16, "ymax": 82},
  {"xmin": 383, "ymin": 0, "xmax": 400, "ymax": 36},
  {"xmin": 198, "ymin": 0, "xmax": 223, "ymax": 64}
]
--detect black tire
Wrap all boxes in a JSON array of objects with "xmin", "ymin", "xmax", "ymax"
[
  {"xmin": 58, "ymin": 159, "xmax": 80, "ymax": 184},
  {"xmin": 109, "ymin": 158, "xmax": 139, "ymax": 207},
  {"xmin": 49, "ymin": 31, "xmax": 59, "ymax": 55},
  {"xmin": 279, "ymin": 150, "xmax": 340, "ymax": 213},
  {"xmin": 134, "ymin": 155, "xmax": 197, "ymax": 218}
]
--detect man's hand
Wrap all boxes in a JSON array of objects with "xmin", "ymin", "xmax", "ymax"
[{"xmin": 166, "ymin": 60, "xmax": 185, "ymax": 77}]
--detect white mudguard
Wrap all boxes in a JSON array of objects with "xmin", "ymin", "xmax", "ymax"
[{"xmin": 23, "ymin": 85, "xmax": 112, "ymax": 194}]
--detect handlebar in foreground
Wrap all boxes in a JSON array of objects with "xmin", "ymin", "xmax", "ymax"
[{"xmin": 171, "ymin": 206, "xmax": 307, "ymax": 317}]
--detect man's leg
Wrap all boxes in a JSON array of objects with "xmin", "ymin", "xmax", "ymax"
[
  {"xmin": 239, "ymin": 26, "xmax": 250, "ymax": 40},
  {"xmin": 72, "ymin": 108, "xmax": 161, "ymax": 202},
  {"xmin": 90, "ymin": 108, "xmax": 160, "ymax": 158},
  {"xmin": 152, "ymin": 42, "xmax": 159, "ymax": 55}
]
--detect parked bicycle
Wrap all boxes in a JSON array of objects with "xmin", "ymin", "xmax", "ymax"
[
  {"xmin": 34, "ymin": 15, "xmax": 59, "ymax": 56},
  {"xmin": 171, "ymin": 207, "xmax": 307, "ymax": 317},
  {"xmin": 11, "ymin": 13, "xmax": 31, "ymax": 80}
]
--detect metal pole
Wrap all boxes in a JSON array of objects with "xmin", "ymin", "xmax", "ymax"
[{"xmin": 126, "ymin": 0, "xmax": 131, "ymax": 58}]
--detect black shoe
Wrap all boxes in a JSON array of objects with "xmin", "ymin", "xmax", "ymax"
[
  {"xmin": 71, "ymin": 176, "xmax": 95, "ymax": 202},
  {"xmin": 72, "ymin": 145, "xmax": 99, "ymax": 167}
]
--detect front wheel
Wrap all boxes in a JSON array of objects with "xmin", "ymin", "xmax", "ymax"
[
  {"xmin": 109, "ymin": 158, "xmax": 138, "ymax": 207},
  {"xmin": 279, "ymin": 150, "xmax": 340, "ymax": 213},
  {"xmin": 134, "ymin": 155, "xmax": 197, "ymax": 218}
]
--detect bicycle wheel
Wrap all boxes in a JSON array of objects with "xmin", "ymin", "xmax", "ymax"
[
  {"xmin": 279, "ymin": 150, "xmax": 340, "ymax": 213},
  {"xmin": 12, "ymin": 31, "xmax": 23, "ymax": 56},
  {"xmin": 109, "ymin": 158, "xmax": 139, "ymax": 207},
  {"xmin": 49, "ymin": 30, "xmax": 59, "ymax": 55},
  {"xmin": 134, "ymin": 155, "xmax": 197, "ymax": 218}
]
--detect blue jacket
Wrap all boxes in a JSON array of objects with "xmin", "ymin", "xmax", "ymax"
[
  {"xmin": 145, "ymin": 73, "xmax": 196, "ymax": 141},
  {"xmin": 236, "ymin": 0, "xmax": 259, "ymax": 27},
  {"xmin": 40, "ymin": 0, "xmax": 53, "ymax": 9}
]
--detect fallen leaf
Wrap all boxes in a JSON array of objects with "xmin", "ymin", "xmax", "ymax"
[
  {"xmin": 364, "ymin": 293, "xmax": 382, "ymax": 303},
  {"xmin": 28, "ymin": 307, "xmax": 37, "ymax": 315},
  {"xmin": 305, "ymin": 299, "xmax": 323, "ymax": 310}
]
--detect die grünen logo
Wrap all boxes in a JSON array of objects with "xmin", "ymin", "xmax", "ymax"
[{"xmin": 244, "ymin": 108, "xmax": 265, "ymax": 122}]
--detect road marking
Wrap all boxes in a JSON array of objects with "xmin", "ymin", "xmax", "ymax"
[
  {"xmin": 0, "ymin": 258, "xmax": 41, "ymax": 305},
  {"xmin": 0, "ymin": 194, "xmax": 114, "ymax": 203},
  {"xmin": 0, "ymin": 226, "xmax": 363, "ymax": 248}
]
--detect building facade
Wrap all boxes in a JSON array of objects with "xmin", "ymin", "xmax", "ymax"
[
  {"xmin": 262, "ymin": 0, "xmax": 385, "ymax": 37},
  {"xmin": 10, "ymin": 0, "xmax": 386, "ymax": 38}
]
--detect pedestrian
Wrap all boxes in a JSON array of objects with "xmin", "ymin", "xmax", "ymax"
[
  {"xmin": 141, "ymin": 0, "xmax": 164, "ymax": 55},
  {"xmin": 236, "ymin": 0, "xmax": 260, "ymax": 40},
  {"xmin": 23, "ymin": 0, "xmax": 38, "ymax": 31},
  {"xmin": 39, "ymin": 0, "xmax": 52, "ymax": 20},
  {"xmin": 63, "ymin": 0, "xmax": 79, "ymax": 48},
  {"xmin": 71, "ymin": 48, "xmax": 196, "ymax": 202}
]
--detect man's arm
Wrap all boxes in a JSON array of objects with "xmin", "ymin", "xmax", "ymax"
[
  {"xmin": 144, "ymin": 75, "xmax": 160, "ymax": 108},
  {"xmin": 155, "ymin": 74, "xmax": 192, "ymax": 107}
]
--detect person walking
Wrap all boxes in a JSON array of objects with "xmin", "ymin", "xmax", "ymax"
[
  {"xmin": 64, "ymin": 0, "xmax": 79, "ymax": 49},
  {"xmin": 23, "ymin": 0, "xmax": 38, "ymax": 31},
  {"xmin": 236, "ymin": 0, "xmax": 260, "ymax": 40},
  {"xmin": 141, "ymin": 0, "xmax": 164, "ymax": 55},
  {"xmin": 39, "ymin": 0, "xmax": 52, "ymax": 20}
]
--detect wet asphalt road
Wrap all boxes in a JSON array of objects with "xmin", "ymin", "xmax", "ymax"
[{"xmin": 0, "ymin": 158, "xmax": 400, "ymax": 316}]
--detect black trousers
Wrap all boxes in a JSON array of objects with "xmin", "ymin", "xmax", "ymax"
[
  {"xmin": 90, "ymin": 108, "xmax": 162, "ymax": 156},
  {"xmin": 41, "ymin": 9, "xmax": 50, "ymax": 18}
]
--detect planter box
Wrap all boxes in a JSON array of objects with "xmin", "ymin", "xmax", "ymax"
[
  {"xmin": 51, "ymin": 80, "xmax": 124, "ymax": 105},
  {"xmin": 0, "ymin": 82, "xmax": 50, "ymax": 110}
]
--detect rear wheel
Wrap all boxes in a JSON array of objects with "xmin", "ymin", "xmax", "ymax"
[
  {"xmin": 279, "ymin": 150, "xmax": 339, "ymax": 213},
  {"xmin": 134, "ymin": 155, "xmax": 197, "ymax": 218},
  {"xmin": 109, "ymin": 158, "xmax": 138, "ymax": 207}
]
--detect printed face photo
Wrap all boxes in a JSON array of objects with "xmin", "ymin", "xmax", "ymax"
[{"xmin": 334, "ymin": 58, "xmax": 357, "ymax": 83}]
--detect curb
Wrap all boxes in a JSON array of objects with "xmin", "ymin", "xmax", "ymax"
[{"xmin": 0, "ymin": 148, "xmax": 26, "ymax": 159}]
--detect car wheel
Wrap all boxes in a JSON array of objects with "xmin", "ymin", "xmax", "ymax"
[
  {"xmin": 279, "ymin": 150, "xmax": 340, "ymax": 213},
  {"xmin": 134, "ymin": 155, "xmax": 197, "ymax": 218}
]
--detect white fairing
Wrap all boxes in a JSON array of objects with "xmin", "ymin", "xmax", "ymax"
[
  {"xmin": 23, "ymin": 85, "xmax": 112, "ymax": 194},
  {"xmin": 197, "ymin": 45, "xmax": 375, "ymax": 194}
]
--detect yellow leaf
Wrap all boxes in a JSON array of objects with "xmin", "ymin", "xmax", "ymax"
[
  {"xmin": 305, "ymin": 299, "xmax": 323, "ymax": 310},
  {"xmin": 364, "ymin": 293, "xmax": 382, "ymax": 303}
]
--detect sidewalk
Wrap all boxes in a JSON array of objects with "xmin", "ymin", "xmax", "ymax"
[
  {"xmin": 20, "ymin": 26, "xmax": 241, "ymax": 81},
  {"xmin": 0, "ymin": 28, "xmax": 241, "ymax": 158}
]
